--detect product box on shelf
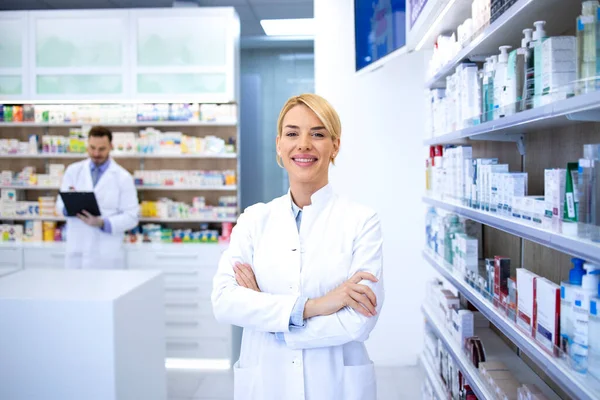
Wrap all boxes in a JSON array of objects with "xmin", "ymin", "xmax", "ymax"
[
  {"xmin": 494, "ymin": 256, "xmax": 511, "ymax": 308},
  {"xmin": 450, "ymin": 308, "xmax": 475, "ymax": 348},
  {"xmin": 534, "ymin": 277, "xmax": 561, "ymax": 356},
  {"xmin": 517, "ymin": 268, "xmax": 537, "ymax": 336},
  {"xmin": 544, "ymin": 168, "xmax": 566, "ymax": 232},
  {"xmin": 541, "ymin": 36, "xmax": 576, "ymax": 105}
]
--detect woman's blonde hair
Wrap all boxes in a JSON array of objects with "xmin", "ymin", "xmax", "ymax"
[{"xmin": 276, "ymin": 93, "xmax": 341, "ymax": 167}]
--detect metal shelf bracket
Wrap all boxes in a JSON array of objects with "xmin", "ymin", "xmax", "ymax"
[{"xmin": 469, "ymin": 132, "xmax": 526, "ymax": 156}]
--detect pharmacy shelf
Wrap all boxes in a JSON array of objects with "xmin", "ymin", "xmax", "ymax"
[
  {"xmin": 0, "ymin": 215, "xmax": 65, "ymax": 222},
  {"xmin": 423, "ymin": 304, "xmax": 562, "ymax": 400},
  {"xmin": 0, "ymin": 121, "xmax": 236, "ymax": 128},
  {"xmin": 419, "ymin": 352, "xmax": 447, "ymax": 400},
  {"xmin": 423, "ymin": 196, "xmax": 600, "ymax": 265},
  {"xmin": 0, "ymin": 185, "xmax": 60, "ymax": 190},
  {"xmin": 138, "ymin": 217, "xmax": 236, "ymax": 224},
  {"xmin": 136, "ymin": 185, "xmax": 237, "ymax": 191},
  {"xmin": 424, "ymin": 90, "xmax": 600, "ymax": 145},
  {"xmin": 0, "ymin": 185, "xmax": 237, "ymax": 191},
  {"xmin": 425, "ymin": 0, "xmax": 579, "ymax": 89},
  {"xmin": 423, "ymin": 249, "xmax": 600, "ymax": 400},
  {"xmin": 422, "ymin": 303, "xmax": 495, "ymax": 400},
  {"xmin": 0, "ymin": 153, "xmax": 237, "ymax": 159}
]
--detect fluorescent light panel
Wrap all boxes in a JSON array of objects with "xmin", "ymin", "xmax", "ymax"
[
  {"xmin": 260, "ymin": 18, "xmax": 314, "ymax": 37},
  {"xmin": 415, "ymin": 0, "xmax": 459, "ymax": 51},
  {"xmin": 165, "ymin": 358, "xmax": 230, "ymax": 371}
]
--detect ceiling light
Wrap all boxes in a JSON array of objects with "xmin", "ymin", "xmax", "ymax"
[{"xmin": 260, "ymin": 18, "xmax": 314, "ymax": 37}]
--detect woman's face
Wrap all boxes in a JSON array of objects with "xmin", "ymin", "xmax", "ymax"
[{"xmin": 276, "ymin": 104, "xmax": 340, "ymax": 188}]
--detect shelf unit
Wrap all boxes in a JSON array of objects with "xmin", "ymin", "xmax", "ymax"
[
  {"xmin": 0, "ymin": 121, "xmax": 237, "ymax": 128},
  {"xmin": 137, "ymin": 217, "xmax": 237, "ymax": 224},
  {"xmin": 424, "ymin": 91, "xmax": 600, "ymax": 145},
  {"xmin": 423, "ymin": 196, "xmax": 600, "ymax": 265},
  {"xmin": 422, "ymin": 304, "xmax": 562, "ymax": 400},
  {"xmin": 0, "ymin": 153, "xmax": 237, "ymax": 159},
  {"xmin": 0, "ymin": 216, "xmax": 66, "ymax": 222},
  {"xmin": 419, "ymin": 352, "xmax": 448, "ymax": 400},
  {"xmin": 425, "ymin": 0, "xmax": 578, "ymax": 89},
  {"xmin": 423, "ymin": 250, "xmax": 600, "ymax": 400},
  {"xmin": 420, "ymin": 1, "xmax": 600, "ymax": 399},
  {"xmin": 0, "ymin": 185, "xmax": 237, "ymax": 191}
]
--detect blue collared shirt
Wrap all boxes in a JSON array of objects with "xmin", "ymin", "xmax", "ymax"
[
  {"xmin": 91, "ymin": 159, "xmax": 113, "ymax": 234},
  {"xmin": 274, "ymin": 199, "xmax": 308, "ymax": 343}
]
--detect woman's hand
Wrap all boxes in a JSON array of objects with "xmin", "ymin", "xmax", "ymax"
[
  {"xmin": 304, "ymin": 271, "xmax": 378, "ymax": 319},
  {"xmin": 234, "ymin": 262, "xmax": 261, "ymax": 292}
]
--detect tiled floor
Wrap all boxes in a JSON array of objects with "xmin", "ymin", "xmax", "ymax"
[{"xmin": 168, "ymin": 365, "xmax": 424, "ymax": 399}]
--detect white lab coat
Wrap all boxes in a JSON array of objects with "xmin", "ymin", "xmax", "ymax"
[
  {"xmin": 212, "ymin": 184, "xmax": 384, "ymax": 400},
  {"xmin": 55, "ymin": 158, "xmax": 139, "ymax": 269}
]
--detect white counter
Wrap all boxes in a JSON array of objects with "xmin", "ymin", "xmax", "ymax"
[{"xmin": 0, "ymin": 269, "xmax": 166, "ymax": 400}]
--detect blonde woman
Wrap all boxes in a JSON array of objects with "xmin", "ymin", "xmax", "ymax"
[{"xmin": 212, "ymin": 93, "xmax": 384, "ymax": 400}]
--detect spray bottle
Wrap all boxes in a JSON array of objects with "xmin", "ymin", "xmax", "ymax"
[
  {"xmin": 561, "ymin": 257, "xmax": 586, "ymax": 356},
  {"xmin": 571, "ymin": 262, "xmax": 600, "ymax": 373},
  {"xmin": 494, "ymin": 46, "xmax": 512, "ymax": 119}
]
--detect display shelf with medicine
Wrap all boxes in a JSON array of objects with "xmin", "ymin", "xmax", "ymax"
[
  {"xmin": 137, "ymin": 217, "xmax": 237, "ymax": 223},
  {"xmin": 0, "ymin": 216, "xmax": 66, "ymax": 222},
  {"xmin": 423, "ymin": 196, "xmax": 600, "ymax": 265},
  {"xmin": 0, "ymin": 185, "xmax": 237, "ymax": 191},
  {"xmin": 425, "ymin": 0, "xmax": 578, "ymax": 89},
  {"xmin": 424, "ymin": 90, "xmax": 600, "ymax": 146},
  {"xmin": 422, "ymin": 249, "xmax": 600, "ymax": 400},
  {"xmin": 0, "ymin": 153, "xmax": 237, "ymax": 159},
  {"xmin": 422, "ymin": 303, "xmax": 562, "ymax": 400},
  {"xmin": 419, "ymin": 352, "xmax": 448, "ymax": 400},
  {"xmin": 0, "ymin": 121, "xmax": 237, "ymax": 128}
]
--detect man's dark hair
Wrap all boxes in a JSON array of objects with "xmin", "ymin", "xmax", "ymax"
[{"xmin": 88, "ymin": 126, "xmax": 113, "ymax": 143}]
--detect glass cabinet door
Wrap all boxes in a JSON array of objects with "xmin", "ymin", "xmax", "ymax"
[
  {"xmin": 0, "ymin": 13, "xmax": 28, "ymax": 99},
  {"xmin": 30, "ymin": 10, "xmax": 128, "ymax": 99},
  {"xmin": 132, "ymin": 9, "xmax": 237, "ymax": 103}
]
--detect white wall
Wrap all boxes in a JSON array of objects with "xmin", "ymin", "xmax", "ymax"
[{"xmin": 315, "ymin": 0, "xmax": 435, "ymax": 367}]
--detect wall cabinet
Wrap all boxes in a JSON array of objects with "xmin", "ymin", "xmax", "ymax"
[{"xmin": 0, "ymin": 8, "xmax": 239, "ymax": 102}]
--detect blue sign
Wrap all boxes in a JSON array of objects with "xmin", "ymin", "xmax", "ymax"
[
  {"xmin": 409, "ymin": 0, "xmax": 429, "ymax": 28},
  {"xmin": 355, "ymin": 0, "xmax": 407, "ymax": 71}
]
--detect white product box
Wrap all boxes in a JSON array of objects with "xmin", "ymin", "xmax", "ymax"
[
  {"xmin": 521, "ymin": 195, "xmax": 539, "ymax": 224},
  {"xmin": 476, "ymin": 159, "xmax": 498, "ymax": 210},
  {"xmin": 517, "ymin": 268, "xmax": 537, "ymax": 336},
  {"xmin": 533, "ymin": 197, "xmax": 546, "ymax": 227},
  {"xmin": 465, "ymin": 159, "xmax": 475, "ymax": 207},
  {"xmin": 535, "ymin": 277, "xmax": 560, "ymax": 355},
  {"xmin": 491, "ymin": 172, "xmax": 507, "ymax": 214},
  {"xmin": 1, "ymin": 189, "xmax": 17, "ymax": 202},
  {"xmin": 544, "ymin": 169, "xmax": 566, "ymax": 232},
  {"xmin": 488, "ymin": 165, "xmax": 509, "ymax": 213},
  {"xmin": 451, "ymin": 308, "xmax": 474, "ymax": 348},
  {"xmin": 512, "ymin": 196, "xmax": 525, "ymax": 219},
  {"xmin": 505, "ymin": 173, "xmax": 528, "ymax": 217}
]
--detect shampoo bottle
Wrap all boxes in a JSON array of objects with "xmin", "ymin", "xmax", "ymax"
[
  {"xmin": 589, "ymin": 277, "xmax": 600, "ymax": 380},
  {"xmin": 532, "ymin": 21, "xmax": 548, "ymax": 108},
  {"xmin": 571, "ymin": 262, "xmax": 600, "ymax": 373},
  {"xmin": 494, "ymin": 46, "xmax": 512, "ymax": 119},
  {"xmin": 518, "ymin": 29, "xmax": 533, "ymax": 112},
  {"xmin": 561, "ymin": 257, "xmax": 586, "ymax": 356}
]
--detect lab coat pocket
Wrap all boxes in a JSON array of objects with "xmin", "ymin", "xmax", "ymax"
[
  {"xmin": 233, "ymin": 361, "xmax": 259, "ymax": 400},
  {"xmin": 342, "ymin": 362, "xmax": 376, "ymax": 400}
]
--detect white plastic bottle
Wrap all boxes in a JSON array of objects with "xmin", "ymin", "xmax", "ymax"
[
  {"xmin": 494, "ymin": 45, "xmax": 512, "ymax": 119},
  {"xmin": 532, "ymin": 21, "xmax": 548, "ymax": 108},
  {"xmin": 589, "ymin": 275, "xmax": 600, "ymax": 380},
  {"xmin": 571, "ymin": 262, "xmax": 600, "ymax": 373},
  {"xmin": 561, "ymin": 258, "xmax": 586, "ymax": 356}
]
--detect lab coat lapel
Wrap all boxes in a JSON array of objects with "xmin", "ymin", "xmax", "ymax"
[
  {"xmin": 80, "ymin": 159, "xmax": 94, "ymax": 191},
  {"xmin": 93, "ymin": 160, "xmax": 117, "ymax": 193}
]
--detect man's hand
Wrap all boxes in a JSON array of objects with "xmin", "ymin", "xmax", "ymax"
[
  {"xmin": 304, "ymin": 271, "xmax": 378, "ymax": 319},
  {"xmin": 234, "ymin": 262, "xmax": 261, "ymax": 292},
  {"xmin": 77, "ymin": 210, "xmax": 104, "ymax": 228}
]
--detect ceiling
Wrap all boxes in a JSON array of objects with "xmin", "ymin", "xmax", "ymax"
[{"xmin": 0, "ymin": 0, "xmax": 314, "ymax": 37}]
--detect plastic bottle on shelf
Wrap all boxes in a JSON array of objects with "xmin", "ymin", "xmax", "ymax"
[
  {"xmin": 589, "ymin": 277, "xmax": 600, "ymax": 380},
  {"xmin": 516, "ymin": 29, "xmax": 533, "ymax": 112},
  {"xmin": 494, "ymin": 45, "xmax": 512, "ymax": 119},
  {"xmin": 578, "ymin": 144, "xmax": 600, "ymax": 240},
  {"xmin": 561, "ymin": 257, "xmax": 586, "ymax": 356},
  {"xmin": 524, "ymin": 21, "xmax": 547, "ymax": 109},
  {"xmin": 532, "ymin": 21, "xmax": 548, "ymax": 108},
  {"xmin": 571, "ymin": 262, "xmax": 600, "ymax": 373}
]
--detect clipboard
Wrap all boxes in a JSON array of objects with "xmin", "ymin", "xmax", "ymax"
[{"xmin": 59, "ymin": 192, "xmax": 101, "ymax": 217}]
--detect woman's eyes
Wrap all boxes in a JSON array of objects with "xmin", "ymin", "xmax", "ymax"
[{"xmin": 285, "ymin": 132, "xmax": 325, "ymax": 138}]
